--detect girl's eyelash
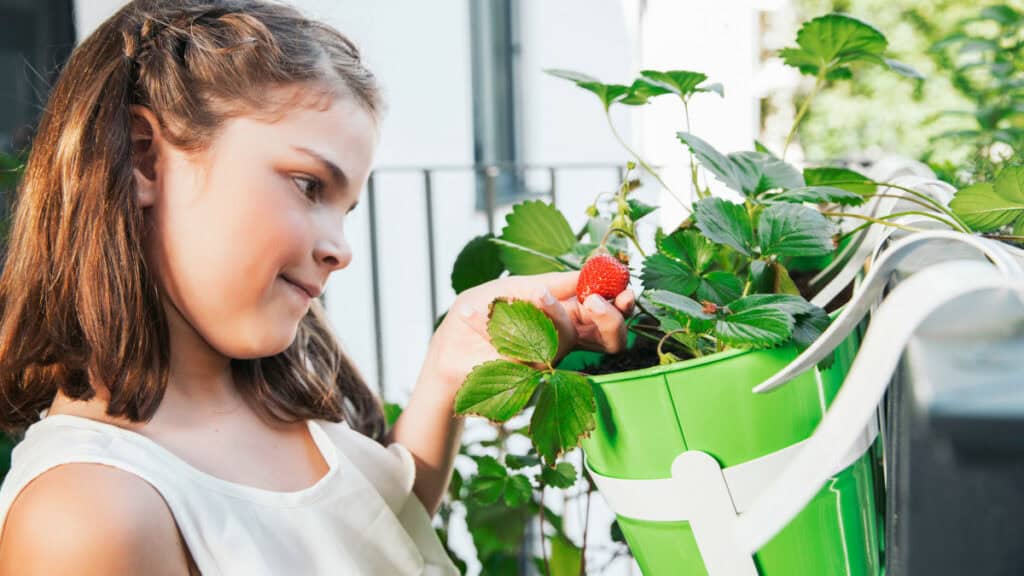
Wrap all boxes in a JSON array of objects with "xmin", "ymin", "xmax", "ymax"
[{"xmin": 292, "ymin": 175, "xmax": 323, "ymax": 200}]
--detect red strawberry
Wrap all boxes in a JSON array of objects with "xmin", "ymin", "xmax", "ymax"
[{"xmin": 576, "ymin": 253, "xmax": 630, "ymax": 304}]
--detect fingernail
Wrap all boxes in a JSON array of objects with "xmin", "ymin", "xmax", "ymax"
[
  {"xmin": 542, "ymin": 288, "xmax": 556, "ymax": 306},
  {"xmin": 458, "ymin": 305, "xmax": 478, "ymax": 319},
  {"xmin": 586, "ymin": 295, "xmax": 608, "ymax": 315}
]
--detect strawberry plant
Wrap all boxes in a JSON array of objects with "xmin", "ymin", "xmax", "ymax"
[{"xmin": 438, "ymin": 13, "xmax": 972, "ymax": 575}]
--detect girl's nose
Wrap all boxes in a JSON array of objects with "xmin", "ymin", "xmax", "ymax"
[{"xmin": 314, "ymin": 233, "xmax": 352, "ymax": 271}]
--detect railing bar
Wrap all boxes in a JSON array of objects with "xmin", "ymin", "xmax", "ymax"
[
  {"xmin": 485, "ymin": 166, "xmax": 498, "ymax": 235},
  {"xmin": 366, "ymin": 174, "xmax": 386, "ymax": 398},
  {"xmin": 549, "ymin": 166, "xmax": 557, "ymax": 207},
  {"xmin": 424, "ymin": 169, "xmax": 439, "ymax": 327}
]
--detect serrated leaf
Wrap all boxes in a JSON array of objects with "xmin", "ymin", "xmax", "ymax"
[
  {"xmin": 694, "ymin": 198, "xmax": 756, "ymax": 257},
  {"xmin": 639, "ymin": 69, "xmax": 711, "ymax": 99},
  {"xmin": 627, "ymin": 198, "xmax": 658, "ymax": 221},
  {"xmin": 498, "ymin": 200, "xmax": 577, "ymax": 274},
  {"xmin": 728, "ymin": 151, "xmax": 805, "ymax": 195},
  {"xmin": 488, "ymin": 300, "xmax": 559, "ymax": 364},
  {"xmin": 696, "ymin": 271, "xmax": 743, "ymax": 305},
  {"xmin": 620, "ymin": 78, "xmax": 672, "ymax": 105},
  {"xmin": 757, "ymin": 203, "xmax": 835, "ymax": 257},
  {"xmin": 677, "ymin": 133, "xmax": 804, "ymax": 197},
  {"xmin": 469, "ymin": 455, "xmax": 508, "ymax": 504},
  {"xmin": 503, "ymin": 474, "xmax": 534, "ymax": 508},
  {"xmin": 747, "ymin": 260, "xmax": 773, "ymax": 294},
  {"xmin": 452, "ymin": 234, "xmax": 506, "ymax": 294},
  {"xmin": 505, "ymin": 453, "xmax": 541, "ymax": 470},
  {"xmin": 657, "ymin": 229, "xmax": 716, "ymax": 273},
  {"xmin": 641, "ymin": 253, "xmax": 700, "ymax": 295},
  {"xmin": 530, "ymin": 371, "xmax": 596, "ymax": 466},
  {"xmin": 803, "ymin": 166, "xmax": 876, "ymax": 196},
  {"xmin": 728, "ymin": 293, "xmax": 817, "ymax": 316},
  {"xmin": 717, "ymin": 296, "xmax": 796, "ymax": 348},
  {"xmin": 780, "ymin": 14, "xmax": 888, "ymax": 78},
  {"xmin": 455, "ymin": 360, "xmax": 543, "ymax": 421},
  {"xmin": 950, "ymin": 179, "xmax": 1024, "ymax": 232},
  {"xmin": 646, "ymin": 289, "xmax": 716, "ymax": 320},
  {"xmin": 677, "ymin": 132, "xmax": 742, "ymax": 192},
  {"xmin": 791, "ymin": 305, "xmax": 830, "ymax": 349},
  {"xmin": 539, "ymin": 462, "xmax": 578, "ymax": 489},
  {"xmin": 763, "ymin": 186, "xmax": 865, "ymax": 206}
]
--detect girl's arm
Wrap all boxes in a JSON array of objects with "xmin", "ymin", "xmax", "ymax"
[{"xmin": 390, "ymin": 271, "xmax": 634, "ymax": 515}]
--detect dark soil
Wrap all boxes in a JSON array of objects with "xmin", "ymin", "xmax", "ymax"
[{"xmin": 580, "ymin": 267, "xmax": 853, "ymax": 376}]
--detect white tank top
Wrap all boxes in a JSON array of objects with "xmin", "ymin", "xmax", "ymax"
[{"xmin": 0, "ymin": 413, "xmax": 460, "ymax": 575}]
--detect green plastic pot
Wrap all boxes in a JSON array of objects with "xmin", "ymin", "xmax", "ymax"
[{"xmin": 564, "ymin": 323, "xmax": 882, "ymax": 575}]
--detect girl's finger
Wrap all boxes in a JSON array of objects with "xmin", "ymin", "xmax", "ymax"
[
  {"xmin": 613, "ymin": 288, "xmax": 636, "ymax": 317},
  {"xmin": 456, "ymin": 303, "xmax": 490, "ymax": 339},
  {"xmin": 532, "ymin": 287, "xmax": 576, "ymax": 360},
  {"xmin": 580, "ymin": 294, "xmax": 627, "ymax": 354}
]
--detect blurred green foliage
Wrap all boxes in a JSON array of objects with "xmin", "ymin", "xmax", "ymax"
[{"xmin": 794, "ymin": 0, "xmax": 1023, "ymax": 173}]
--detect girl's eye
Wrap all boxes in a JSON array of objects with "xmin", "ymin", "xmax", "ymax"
[{"xmin": 292, "ymin": 176, "xmax": 322, "ymax": 201}]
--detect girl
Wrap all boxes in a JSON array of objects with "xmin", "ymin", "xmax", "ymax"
[{"xmin": 0, "ymin": 1, "xmax": 634, "ymax": 574}]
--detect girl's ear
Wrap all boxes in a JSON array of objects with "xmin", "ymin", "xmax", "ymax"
[{"xmin": 129, "ymin": 105, "xmax": 162, "ymax": 208}]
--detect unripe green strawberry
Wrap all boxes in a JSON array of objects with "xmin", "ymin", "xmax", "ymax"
[{"xmin": 576, "ymin": 253, "xmax": 630, "ymax": 304}]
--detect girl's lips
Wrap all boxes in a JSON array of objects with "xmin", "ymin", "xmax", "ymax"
[{"xmin": 280, "ymin": 275, "xmax": 313, "ymax": 299}]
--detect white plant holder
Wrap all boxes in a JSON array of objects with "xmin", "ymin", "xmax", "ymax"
[{"xmin": 586, "ymin": 231, "xmax": 1024, "ymax": 575}]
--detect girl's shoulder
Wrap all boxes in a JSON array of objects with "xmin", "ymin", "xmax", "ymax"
[{"xmin": 0, "ymin": 461, "xmax": 193, "ymax": 575}]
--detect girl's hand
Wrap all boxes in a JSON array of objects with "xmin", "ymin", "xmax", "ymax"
[{"xmin": 424, "ymin": 271, "xmax": 635, "ymax": 395}]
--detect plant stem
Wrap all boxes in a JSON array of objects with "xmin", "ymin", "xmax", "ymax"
[
  {"xmin": 606, "ymin": 110, "xmax": 691, "ymax": 213},
  {"xmin": 682, "ymin": 99, "xmax": 704, "ymax": 199},
  {"xmin": 822, "ymin": 211, "xmax": 928, "ymax": 233},
  {"xmin": 825, "ymin": 180, "xmax": 972, "ymax": 232},
  {"xmin": 984, "ymin": 233, "xmax": 1024, "ymax": 242},
  {"xmin": 783, "ymin": 69, "xmax": 826, "ymax": 160}
]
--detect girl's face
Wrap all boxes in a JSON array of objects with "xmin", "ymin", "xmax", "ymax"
[{"xmin": 137, "ymin": 88, "xmax": 378, "ymax": 360}]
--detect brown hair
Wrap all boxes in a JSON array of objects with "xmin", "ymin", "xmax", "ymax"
[{"xmin": 0, "ymin": 0, "xmax": 387, "ymax": 441}]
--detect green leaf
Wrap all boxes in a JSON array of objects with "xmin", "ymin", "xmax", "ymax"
[
  {"xmin": 757, "ymin": 204, "xmax": 835, "ymax": 257},
  {"xmin": 503, "ymin": 474, "xmax": 534, "ymax": 508},
  {"xmin": 455, "ymin": 360, "xmax": 543, "ymax": 421},
  {"xmin": 488, "ymin": 300, "xmax": 559, "ymax": 365},
  {"xmin": 539, "ymin": 462, "xmax": 578, "ymax": 489},
  {"xmin": 773, "ymin": 262, "xmax": 802, "ymax": 296},
  {"xmin": 657, "ymin": 229, "xmax": 716, "ymax": 274},
  {"xmin": 677, "ymin": 133, "xmax": 803, "ymax": 197},
  {"xmin": 646, "ymin": 289, "xmax": 716, "ymax": 321},
  {"xmin": 544, "ymin": 69, "xmax": 630, "ymax": 110},
  {"xmin": 627, "ymin": 198, "xmax": 658, "ymax": 221},
  {"xmin": 747, "ymin": 260, "xmax": 773, "ymax": 293},
  {"xmin": 469, "ymin": 456, "xmax": 509, "ymax": 505},
  {"xmin": 791, "ymin": 305, "xmax": 830, "ymax": 349},
  {"xmin": 677, "ymin": 132, "xmax": 742, "ymax": 192},
  {"xmin": 549, "ymin": 535, "xmax": 583, "ymax": 576},
  {"xmin": 639, "ymin": 70, "xmax": 718, "ymax": 100},
  {"xmin": 694, "ymin": 198, "xmax": 756, "ymax": 257},
  {"xmin": 640, "ymin": 253, "xmax": 700, "ymax": 295},
  {"xmin": 696, "ymin": 271, "xmax": 743, "ymax": 305},
  {"xmin": 951, "ymin": 167, "xmax": 1024, "ymax": 232},
  {"xmin": 728, "ymin": 151, "xmax": 805, "ymax": 195},
  {"xmin": 717, "ymin": 296, "xmax": 796, "ymax": 348},
  {"xmin": 452, "ymin": 234, "xmax": 506, "ymax": 293},
  {"xmin": 780, "ymin": 14, "xmax": 888, "ymax": 78},
  {"xmin": 505, "ymin": 453, "xmax": 541, "ymax": 470},
  {"xmin": 383, "ymin": 403, "xmax": 404, "ymax": 427},
  {"xmin": 530, "ymin": 371, "xmax": 596, "ymax": 466},
  {"xmin": 498, "ymin": 200, "xmax": 577, "ymax": 274},
  {"xmin": 763, "ymin": 186, "xmax": 865, "ymax": 206},
  {"xmin": 804, "ymin": 166, "xmax": 876, "ymax": 196},
  {"xmin": 490, "ymin": 239, "xmax": 571, "ymax": 272}
]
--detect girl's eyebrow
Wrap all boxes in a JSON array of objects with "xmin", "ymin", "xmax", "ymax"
[{"xmin": 291, "ymin": 145, "xmax": 349, "ymax": 189}]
